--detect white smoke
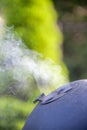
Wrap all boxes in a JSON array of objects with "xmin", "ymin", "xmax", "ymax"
[{"xmin": 0, "ymin": 26, "xmax": 68, "ymax": 98}]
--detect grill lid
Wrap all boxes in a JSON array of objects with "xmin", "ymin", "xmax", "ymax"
[{"xmin": 33, "ymin": 80, "xmax": 81, "ymax": 105}]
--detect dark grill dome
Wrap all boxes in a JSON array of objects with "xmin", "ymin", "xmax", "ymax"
[{"xmin": 23, "ymin": 79, "xmax": 87, "ymax": 130}]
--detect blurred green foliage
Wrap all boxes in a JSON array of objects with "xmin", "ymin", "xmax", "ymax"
[
  {"xmin": 1, "ymin": 0, "xmax": 60, "ymax": 59},
  {"xmin": 0, "ymin": 96, "xmax": 36, "ymax": 130},
  {"xmin": 0, "ymin": 0, "xmax": 68, "ymax": 74},
  {"xmin": 0, "ymin": 0, "xmax": 69, "ymax": 130},
  {"xmin": 1, "ymin": 0, "xmax": 87, "ymax": 129}
]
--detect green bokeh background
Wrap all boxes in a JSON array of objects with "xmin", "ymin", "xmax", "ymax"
[{"xmin": 0, "ymin": 0, "xmax": 87, "ymax": 129}]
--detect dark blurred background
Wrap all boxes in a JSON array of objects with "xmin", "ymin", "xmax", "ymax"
[{"xmin": 53, "ymin": 0, "xmax": 87, "ymax": 80}]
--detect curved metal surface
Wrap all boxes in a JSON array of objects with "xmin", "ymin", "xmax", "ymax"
[{"xmin": 34, "ymin": 79, "xmax": 87, "ymax": 104}]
